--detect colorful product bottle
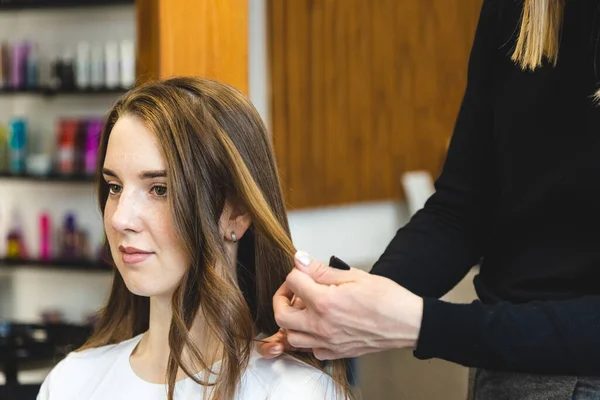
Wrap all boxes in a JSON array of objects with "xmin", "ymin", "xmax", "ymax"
[
  {"xmin": 74, "ymin": 120, "xmax": 87, "ymax": 174},
  {"xmin": 85, "ymin": 119, "xmax": 102, "ymax": 175},
  {"xmin": 6, "ymin": 209, "xmax": 27, "ymax": 260},
  {"xmin": 57, "ymin": 119, "xmax": 76, "ymax": 174},
  {"xmin": 0, "ymin": 123, "xmax": 8, "ymax": 172},
  {"xmin": 104, "ymin": 42, "xmax": 119, "ymax": 89},
  {"xmin": 8, "ymin": 118, "xmax": 27, "ymax": 174},
  {"xmin": 61, "ymin": 213, "xmax": 77, "ymax": 259},
  {"xmin": 10, "ymin": 42, "xmax": 26, "ymax": 89},
  {"xmin": 26, "ymin": 43, "xmax": 39, "ymax": 89},
  {"xmin": 119, "ymin": 40, "xmax": 135, "ymax": 88},
  {"xmin": 40, "ymin": 213, "xmax": 50, "ymax": 261},
  {"xmin": 0, "ymin": 42, "xmax": 6, "ymax": 89},
  {"xmin": 76, "ymin": 41, "xmax": 91, "ymax": 89}
]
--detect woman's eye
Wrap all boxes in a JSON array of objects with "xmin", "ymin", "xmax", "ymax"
[
  {"xmin": 151, "ymin": 185, "xmax": 168, "ymax": 197},
  {"xmin": 108, "ymin": 184, "xmax": 122, "ymax": 195}
]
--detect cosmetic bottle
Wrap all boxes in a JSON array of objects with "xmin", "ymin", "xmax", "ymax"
[
  {"xmin": 0, "ymin": 123, "xmax": 8, "ymax": 172},
  {"xmin": 104, "ymin": 41, "xmax": 119, "ymax": 89},
  {"xmin": 8, "ymin": 118, "xmax": 27, "ymax": 174},
  {"xmin": 0, "ymin": 42, "xmax": 6, "ymax": 89},
  {"xmin": 119, "ymin": 40, "xmax": 134, "ymax": 88},
  {"xmin": 57, "ymin": 119, "xmax": 76, "ymax": 174},
  {"xmin": 85, "ymin": 119, "xmax": 101, "ymax": 175},
  {"xmin": 60, "ymin": 49, "xmax": 75, "ymax": 90},
  {"xmin": 48, "ymin": 51, "xmax": 64, "ymax": 91},
  {"xmin": 90, "ymin": 44, "xmax": 104, "ymax": 89},
  {"xmin": 40, "ymin": 213, "xmax": 50, "ymax": 261},
  {"xmin": 76, "ymin": 41, "xmax": 90, "ymax": 89},
  {"xmin": 77, "ymin": 229, "xmax": 90, "ymax": 259},
  {"xmin": 11, "ymin": 42, "xmax": 26, "ymax": 89},
  {"xmin": 26, "ymin": 43, "xmax": 39, "ymax": 89},
  {"xmin": 61, "ymin": 213, "xmax": 77, "ymax": 259},
  {"xmin": 74, "ymin": 119, "xmax": 88, "ymax": 173},
  {"xmin": 6, "ymin": 209, "xmax": 27, "ymax": 260}
]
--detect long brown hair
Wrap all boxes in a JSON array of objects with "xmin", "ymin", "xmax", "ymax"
[{"xmin": 80, "ymin": 77, "xmax": 349, "ymax": 399}]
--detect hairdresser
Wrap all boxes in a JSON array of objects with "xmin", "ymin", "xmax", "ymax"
[{"xmin": 258, "ymin": 1, "xmax": 600, "ymax": 398}]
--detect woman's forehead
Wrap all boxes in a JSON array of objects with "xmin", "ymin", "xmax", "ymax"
[{"xmin": 104, "ymin": 115, "xmax": 167, "ymax": 174}]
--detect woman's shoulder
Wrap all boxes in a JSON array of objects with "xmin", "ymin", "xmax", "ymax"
[
  {"xmin": 37, "ymin": 335, "xmax": 143, "ymax": 400},
  {"xmin": 242, "ymin": 349, "xmax": 342, "ymax": 400},
  {"xmin": 59, "ymin": 334, "xmax": 141, "ymax": 366}
]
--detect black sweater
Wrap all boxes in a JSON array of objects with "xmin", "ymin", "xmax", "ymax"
[{"xmin": 370, "ymin": 0, "xmax": 600, "ymax": 375}]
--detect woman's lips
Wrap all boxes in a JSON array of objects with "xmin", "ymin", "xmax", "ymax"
[
  {"xmin": 121, "ymin": 252, "xmax": 153, "ymax": 264},
  {"xmin": 118, "ymin": 246, "xmax": 154, "ymax": 265}
]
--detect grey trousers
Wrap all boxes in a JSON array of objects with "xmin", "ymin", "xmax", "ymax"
[{"xmin": 469, "ymin": 369, "xmax": 600, "ymax": 400}]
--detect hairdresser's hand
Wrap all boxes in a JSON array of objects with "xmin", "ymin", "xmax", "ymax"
[
  {"xmin": 272, "ymin": 251, "xmax": 424, "ymax": 360},
  {"xmin": 257, "ymin": 294, "xmax": 308, "ymax": 359}
]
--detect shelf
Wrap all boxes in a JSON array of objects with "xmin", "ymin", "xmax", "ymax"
[
  {"xmin": 0, "ymin": 0, "xmax": 134, "ymax": 10},
  {"xmin": 0, "ymin": 321, "xmax": 94, "ymax": 387},
  {"xmin": 0, "ymin": 258, "xmax": 111, "ymax": 272},
  {"xmin": 0, "ymin": 86, "xmax": 129, "ymax": 97},
  {"xmin": 0, "ymin": 172, "xmax": 95, "ymax": 183}
]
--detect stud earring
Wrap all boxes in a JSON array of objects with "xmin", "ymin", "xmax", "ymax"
[{"xmin": 231, "ymin": 231, "xmax": 237, "ymax": 243}]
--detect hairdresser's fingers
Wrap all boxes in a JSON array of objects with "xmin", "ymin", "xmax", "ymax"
[
  {"xmin": 284, "ymin": 268, "xmax": 328, "ymax": 308},
  {"xmin": 273, "ymin": 282, "xmax": 314, "ymax": 332},
  {"xmin": 256, "ymin": 340, "xmax": 284, "ymax": 359},
  {"xmin": 313, "ymin": 346, "xmax": 388, "ymax": 360},
  {"xmin": 286, "ymin": 330, "xmax": 325, "ymax": 350},
  {"xmin": 295, "ymin": 251, "xmax": 358, "ymax": 286},
  {"xmin": 273, "ymin": 282, "xmax": 295, "ymax": 314},
  {"xmin": 312, "ymin": 348, "xmax": 341, "ymax": 361},
  {"xmin": 291, "ymin": 296, "xmax": 306, "ymax": 310},
  {"xmin": 273, "ymin": 284, "xmax": 303, "ymax": 331},
  {"xmin": 274, "ymin": 301, "xmax": 314, "ymax": 333},
  {"xmin": 274, "ymin": 281, "xmax": 294, "ymax": 302},
  {"xmin": 256, "ymin": 330, "xmax": 296, "ymax": 359}
]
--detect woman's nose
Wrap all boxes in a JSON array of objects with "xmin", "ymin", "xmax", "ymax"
[{"xmin": 110, "ymin": 190, "xmax": 142, "ymax": 233}]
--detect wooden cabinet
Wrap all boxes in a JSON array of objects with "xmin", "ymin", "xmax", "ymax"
[
  {"xmin": 268, "ymin": 0, "xmax": 482, "ymax": 209},
  {"xmin": 137, "ymin": 0, "xmax": 249, "ymax": 94}
]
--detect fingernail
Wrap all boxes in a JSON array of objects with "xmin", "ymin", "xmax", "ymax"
[
  {"xmin": 270, "ymin": 346, "xmax": 283, "ymax": 355},
  {"xmin": 295, "ymin": 250, "xmax": 312, "ymax": 266}
]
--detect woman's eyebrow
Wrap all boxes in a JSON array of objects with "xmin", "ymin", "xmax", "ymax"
[
  {"xmin": 139, "ymin": 170, "xmax": 167, "ymax": 179},
  {"xmin": 102, "ymin": 168, "xmax": 118, "ymax": 177},
  {"xmin": 101, "ymin": 168, "xmax": 167, "ymax": 179}
]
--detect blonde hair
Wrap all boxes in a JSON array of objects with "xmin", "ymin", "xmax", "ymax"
[
  {"xmin": 511, "ymin": 0, "xmax": 564, "ymax": 71},
  {"xmin": 511, "ymin": 0, "xmax": 600, "ymax": 100}
]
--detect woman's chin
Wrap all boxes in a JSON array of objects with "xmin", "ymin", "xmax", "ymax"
[
  {"xmin": 125, "ymin": 284, "xmax": 153, "ymax": 297},
  {"xmin": 122, "ymin": 278, "xmax": 170, "ymax": 298}
]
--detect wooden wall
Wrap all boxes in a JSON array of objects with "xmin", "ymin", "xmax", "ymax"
[
  {"xmin": 136, "ymin": 0, "xmax": 249, "ymax": 94},
  {"xmin": 269, "ymin": 0, "xmax": 483, "ymax": 209}
]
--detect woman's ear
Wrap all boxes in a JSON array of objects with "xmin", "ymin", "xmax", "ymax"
[{"xmin": 220, "ymin": 198, "xmax": 252, "ymax": 242}]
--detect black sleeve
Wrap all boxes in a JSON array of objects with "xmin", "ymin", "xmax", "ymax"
[
  {"xmin": 369, "ymin": 0, "xmax": 500, "ymax": 298},
  {"xmin": 414, "ymin": 297, "xmax": 600, "ymax": 375}
]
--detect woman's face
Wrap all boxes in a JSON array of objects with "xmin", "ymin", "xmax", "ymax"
[{"xmin": 102, "ymin": 115, "xmax": 190, "ymax": 299}]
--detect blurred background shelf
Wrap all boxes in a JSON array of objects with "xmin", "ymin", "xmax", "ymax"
[
  {"xmin": 0, "ymin": 0, "xmax": 134, "ymax": 10},
  {"xmin": 0, "ymin": 86, "xmax": 129, "ymax": 97},
  {"xmin": 0, "ymin": 258, "xmax": 111, "ymax": 271},
  {"xmin": 0, "ymin": 172, "xmax": 95, "ymax": 183}
]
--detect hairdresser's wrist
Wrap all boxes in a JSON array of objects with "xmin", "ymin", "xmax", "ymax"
[{"xmin": 386, "ymin": 285, "xmax": 423, "ymax": 351}]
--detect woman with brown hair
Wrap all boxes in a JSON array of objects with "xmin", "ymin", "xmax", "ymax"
[
  {"xmin": 264, "ymin": 0, "xmax": 600, "ymax": 399},
  {"xmin": 36, "ymin": 77, "xmax": 349, "ymax": 400}
]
